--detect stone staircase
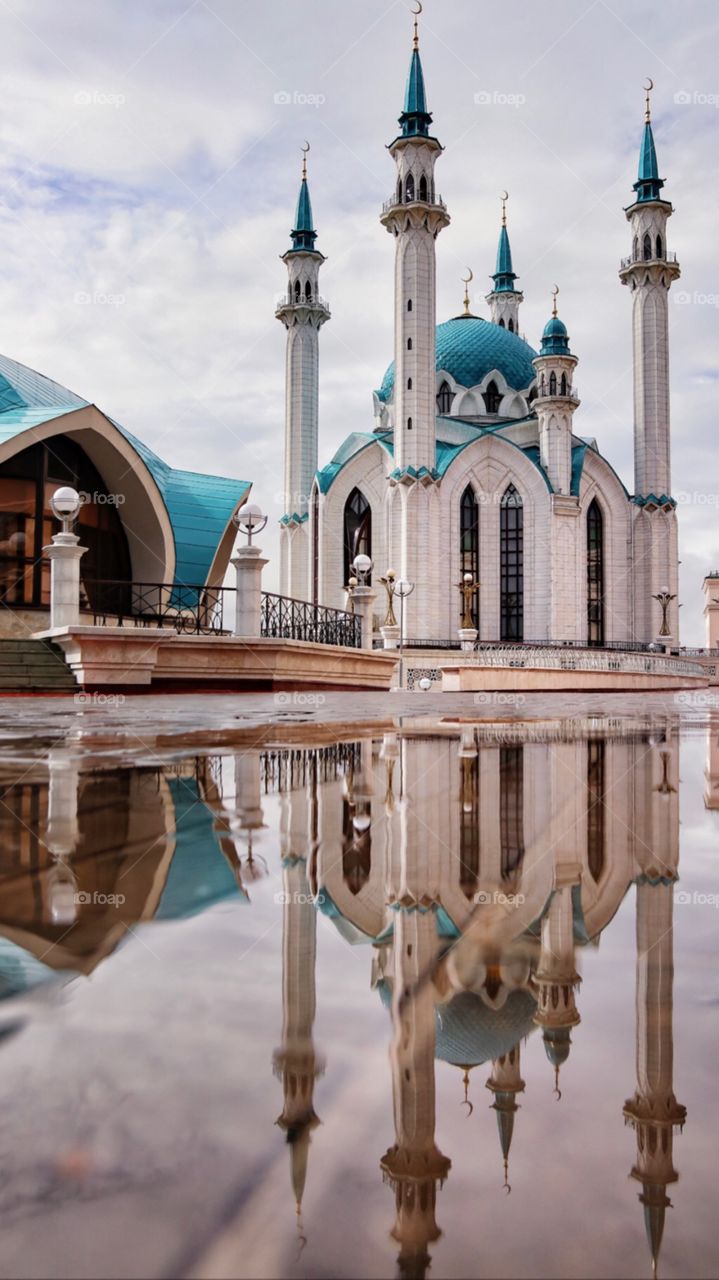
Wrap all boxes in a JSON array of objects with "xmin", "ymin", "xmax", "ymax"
[{"xmin": 0, "ymin": 639, "xmax": 77, "ymax": 693}]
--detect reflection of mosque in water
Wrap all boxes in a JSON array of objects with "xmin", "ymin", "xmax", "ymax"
[
  {"xmin": 271, "ymin": 721, "xmax": 687, "ymax": 1280},
  {"xmin": 0, "ymin": 720, "xmax": 692, "ymax": 1278}
]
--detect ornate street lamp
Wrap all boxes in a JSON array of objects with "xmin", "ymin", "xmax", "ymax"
[
  {"xmin": 652, "ymin": 586, "xmax": 676, "ymax": 640},
  {"xmin": 380, "ymin": 568, "xmax": 398, "ymax": 627},
  {"xmin": 395, "ymin": 578, "xmax": 415, "ymax": 691},
  {"xmin": 352, "ymin": 553, "xmax": 373, "ymax": 585},
  {"xmin": 233, "ymin": 502, "xmax": 268, "ymax": 546}
]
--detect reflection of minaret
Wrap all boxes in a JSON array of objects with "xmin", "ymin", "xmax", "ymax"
[
  {"xmin": 623, "ymin": 877, "xmax": 685, "ymax": 1278},
  {"xmin": 533, "ymin": 882, "xmax": 581, "ymax": 1094},
  {"xmin": 273, "ymin": 783, "xmax": 323, "ymax": 1235},
  {"xmin": 703, "ymin": 725, "xmax": 719, "ymax": 811},
  {"xmin": 380, "ymin": 907, "xmax": 450, "ymax": 1280},
  {"xmin": 486, "ymin": 1041, "xmax": 525, "ymax": 1191}
]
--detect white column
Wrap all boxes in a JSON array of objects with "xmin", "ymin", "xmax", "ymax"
[
  {"xmin": 232, "ymin": 545, "xmax": 268, "ymax": 637},
  {"xmin": 43, "ymin": 533, "xmax": 87, "ymax": 629},
  {"xmin": 352, "ymin": 586, "xmax": 376, "ymax": 649}
]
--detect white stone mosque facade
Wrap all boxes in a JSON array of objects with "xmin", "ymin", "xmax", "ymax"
[{"xmin": 278, "ymin": 16, "xmax": 681, "ymax": 647}]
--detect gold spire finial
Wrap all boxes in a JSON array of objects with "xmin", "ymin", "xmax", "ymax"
[
  {"xmin": 554, "ymin": 1064, "xmax": 562, "ymax": 1101},
  {"xmin": 461, "ymin": 268, "xmax": 473, "ymax": 316},
  {"xmin": 460, "ymin": 1066, "xmax": 474, "ymax": 1116},
  {"xmin": 503, "ymin": 1157, "xmax": 511, "ymax": 1195},
  {"xmin": 411, "ymin": 1, "xmax": 422, "ymax": 49},
  {"xmin": 501, "ymin": 190, "xmax": 508, "ymax": 227},
  {"xmin": 301, "ymin": 140, "xmax": 310, "ymax": 180},
  {"xmin": 551, "ymin": 284, "xmax": 559, "ymax": 318},
  {"xmin": 644, "ymin": 77, "xmax": 654, "ymax": 123}
]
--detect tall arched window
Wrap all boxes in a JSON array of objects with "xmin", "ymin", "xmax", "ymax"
[
  {"xmin": 508, "ymin": 318, "xmax": 514, "ymax": 333},
  {"xmin": 304, "ymin": 280, "xmax": 312, "ymax": 301},
  {"xmin": 549, "ymin": 371, "xmax": 557, "ymax": 396},
  {"xmin": 498, "ymin": 318, "xmax": 505, "ymax": 328},
  {"xmin": 407, "ymin": 299, "xmax": 413, "ymax": 311},
  {"xmin": 500, "ymin": 485, "xmax": 523, "ymax": 641},
  {"xmin": 500, "ymin": 746, "xmax": 524, "ymax": 880},
  {"xmin": 405, "ymin": 173, "xmax": 415, "ymax": 202},
  {"xmin": 436, "ymin": 380, "xmax": 453, "ymax": 414},
  {"xmin": 459, "ymin": 753, "xmax": 480, "ymax": 899},
  {"xmin": 419, "ymin": 173, "xmax": 428, "ymax": 201},
  {"xmin": 397, "ymin": 177, "xmax": 403, "ymax": 204},
  {"xmin": 643, "ymin": 232, "xmax": 652, "ymax": 260},
  {"xmin": 656, "ymin": 233, "xmax": 663, "ymax": 259},
  {"xmin": 311, "ymin": 485, "xmax": 320, "ymax": 605},
  {"xmin": 633, "ymin": 234, "xmax": 639, "ymax": 260},
  {"xmin": 294, "ymin": 279, "xmax": 301, "ymax": 301},
  {"xmin": 560, "ymin": 372, "xmax": 567, "ymax": 396},
  {"xmin": 460, "ymin": 485, "xmax": 479, "ymax": 627},
  {"xmin": 343, "ymin": 488, "xmax": 371, "ymax": 586},
  {"xmin": 587, "ymin": 498, "xmax": 604, "ymax": 646},
  {"xmin": 483, "ymin": 380, "xmax": 501, "ymax": 414},
  {"xmin": 587, "ymin": 740, "xmax": 606, "ymax": 883}
]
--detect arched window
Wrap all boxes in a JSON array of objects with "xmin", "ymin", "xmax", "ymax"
[
  {"xmin": 405, "ymin": 173, "xmax": 415, "ymax": 202},
  {"xmin": 483, "ymin": 380, "xmax": 501, "ymax": 414},
  {"xmin": 498, "ymin": 317, "xmax": 505, "ymax": 328},
  {"xmin": 643, "ymin": 232, "xmax": 652, "ymax": 260},
  {"xmin": 397, "ymin": 178, "xmax": 403, "ymax": 204},
  {"xmin": 549, "ymin": 371, "xmax": 557, "ymax": 396},
  {"xmin": 436, "ymin": 380, "xmax": 453, "ymax": 415},
  {"xmin": 294, "ymin": 279, "xmax": 301, "ymax": 301},
  {"xmin": 560, "ymin": 372, "xmax": 567, "ymax": 396},
  {"xmin": 343, "ymin": 488, "xmax": 371, "ymax": 586},
  {"xmin": 459, "ymin": 753, "xmax": 480, "ymax": 898},
  {"xmin": 407, "ymin": 377, "xmax": 412, "ymax": 390},
  {"xmin": 419, "ymin": 174, "xmax": 428, "ymax": 201},
  {"xmin": 500, "ymin": 747, "xmax": 525, "ymax": 880},
  {"xmin": 508, "ymin": 318, "xmax": 514, "ymax": 333},
  {"xmin": 528, "ymin": 386, "xmax": 538, "ymax": 404},
  {"xmin": 342, "ymin": 790, "xmax": 371, "ymax": 895},
  {"xmin": 656, "ymin": 233, "xmax": 663, "ymax": 259},
  {"xmin": 460, "ymin": 485, "xmax": 479, "ymax": 627},
  {"xmin": 304, "ymin": 280, "xmax": 312, "ymax": 301},
  {"xmin": 407, "ymin": 337, "xmax": 412, "ymax": 350},
  {"xmin": 407, "ymin": 299, "xmax": 412, "ymax": 312},
  {"xmin": 540, "ymin": 373, "xmax": 546, "ymax": 396},
  {"xmin": 587, "ymin": 498, "xmax": 604, "ymax": 646},
  {"xmin": 633, "ymin": 235, "xmax": 639, "ymax": 261},
  {"xmin": 311, "ymin": 485, "xmax": 320, "ymax": 605},
  {"xmin": 500, "ymin": 485, "xmax": 523, "ymax": 641},
  {"xmin": 587, "ymin": 740, "xmax": 605, "ymax": 882},
  {"xmin": 407, "ymin": 417, "xmax": 413, "ymax": 431}
]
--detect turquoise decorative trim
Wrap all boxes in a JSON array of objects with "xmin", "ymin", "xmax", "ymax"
[
  {"xmin": 289, "ymin": 177, "xmax": 317, "ymax": 252},
  {"xmin": 280, "ymin": 511, "xmax": 309, "ymax": 526},
  {"xmin": 633, "ymin": 120, "xmax": 664, "ymax": 203},
  {"xmin": 632, "ymin": 493, "xmax": 677, "ymax": 509}
]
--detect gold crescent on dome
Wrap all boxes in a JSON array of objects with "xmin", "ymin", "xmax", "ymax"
[
  {"xmin": 462, "ymin": 268, "xmax": 473, "ymax": 285},
  {"xmin": 644, "ymin": 77, "xmax": 654, "ymax": 92},
  {"xmin": 412, "ymin": 1, "xmax": 423, "ymax": 15}
]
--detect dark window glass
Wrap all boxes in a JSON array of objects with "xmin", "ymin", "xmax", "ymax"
[
  {"xmin": 500, "ymin": 485, "xmax": 523, "ymax": 640},
  {"xmin": 500, "ymin": 747, "xmax": 524, "ymax": 880},
  {"xmin": 549, "ymin": 371, "xmax": 557, "ymax": 396},
  {"xmin": 587, "ymin": 740, "xmax": 606, "ymax": 883},
  {"xmin": 587, "ymin": 498, "xmax": 604, "ymax": 646},
  {"xmin": 460, "ymin": 485, "xmax": 479, "ymax": 627},
  {"xmin": 419, "ymin": 173, "xmax": 428, "ymax": 201},
  {"xmin": 405, "ymin": 173, "xmax": 415, "ymax": 202},
  {"xmin": 436, "ymin": 380, "xmax": 453, "ymax": 414},
  {"xmin": 343, "ymin": 487, "xmax": 371, "ymax": 586},
  {"xmin": 459, "ymin": 753, "xmax": 480, "ymax": 898},
  {"xmin": 643, "ymin": 232, "xmax": 652, "ymax": 260},
  {"xmin": 483, "ymin": 380, "xmax": 501, "ymax": 414}
]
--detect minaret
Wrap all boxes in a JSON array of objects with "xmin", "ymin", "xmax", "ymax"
[
  {"xmin": 380, "ymin": 907, "xmax": 450, "ymax": 1280},
  {"xmin": 619, "ymin": 83, "xmax": 680, "ymax": 642},
  {"xmin": 485, "ymin": 1041, "xmax": 525, "ymax": 1192},
  {"xmin": 277, "ymin": 146, "xmax": 330, "ymax": 601},
  {"xmin": 380, "ymin": 11, "xmax": 450, "ymax": 476},
  {"xmin": 273, "ymin": 787, "xmax": 323, "ymax": 1237},
  {"xmin": 623, "ymin": 878, "xmax": 686, "ymax": 1277},
  {"xmin": 486, "ymin": 193, "xmax": 523, "ymax": 333},
  {"xmin": 532, "ymin": 288, "xmax": 580, "ymax": 497},
  {"xmin": 533, "ymin": 882, "xmax": 581, "ymax": 1096}
]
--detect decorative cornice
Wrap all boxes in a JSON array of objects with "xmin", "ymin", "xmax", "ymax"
[
  {"xmin": 631, "ymin": 493, "xmax": 677, "ymax": 511},
  {"xmin": 280, "ymin": 511, "xmax": 310, "ymax": 527}
]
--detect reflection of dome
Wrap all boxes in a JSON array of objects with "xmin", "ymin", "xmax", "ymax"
[
  {"xmin": 377, "ymin": 317, "xmax": 537, "ymax": 402},
  {"xmin": 542, "ymin": 1025, "xmax": 572, "ymax": 1067},
  {"xmin": 377, "ymin": 981, "xmax": 537, "ymax": 1066}
]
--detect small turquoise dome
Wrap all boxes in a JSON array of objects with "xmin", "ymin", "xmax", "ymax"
[
  {"xmin": 377, "ymin": 316, "xmax": 537, "ymax": 404},
  {"xmin": 542, "ymin": 1026, "xmax": 572, "ymax": 1067},
  {"xmin": 539, "ymin": 314, "xmax": 571, "ymax": 356}
]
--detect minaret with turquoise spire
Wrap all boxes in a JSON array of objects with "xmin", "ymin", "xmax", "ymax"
[
  {"xmin": 277, "ymin": 145, "xmax": 330, "ymax": 601},
  {"xmin": 486, "ymin": 193, "xmax": 523, "ymax": 333},
  {"xmin": 619, "ymin": 82, "xmax": 680, "ymax": 643},
  {"xmin": 532, "ymin": 288, "xmax": 580, "ymax": 497},
  {"xmin": 380, "ymin": 8, "xmax": 450, "ymax": 477}
]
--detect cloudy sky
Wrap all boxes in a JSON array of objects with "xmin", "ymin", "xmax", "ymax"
[{"xmin": 0, "ymin": 0, "xmax": 717, "ymax": 638}]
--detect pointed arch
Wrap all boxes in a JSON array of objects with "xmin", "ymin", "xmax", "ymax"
[
  {"xmin": 560, "ymin": 372, "xmax": 567, "ymax": 396},
  {"xmin": 498, "ymin": 317, "xmax": 505, "ymax": 329},
  {"xmin": 343, "ymin": 487, "xmax": 371, "ymax": 586},
  {"xmin": 643, "ymin": 232, "xmax": 652, "ymax": 260},
  {"xmin": 304, "ymin": 280, "xmax": 312, "ymax": 301},
  {"xmin": 460, "ymin": 484, "xmax": 479, "ymax": 627},
  {"xmin": 483, "ymin": 380, "xmax": 501, "ymax": 414},
  {"xmin": 587, "ymin": 497, "xmax": 604, "ymax": 646},
  {"xmin": 294, "ymin": 278, "xmax": 301, "ymax": 301},
  {"xmin": 437, "ymin": 380, "xmax": 453, "ymax": 415},
  {"xmin": 549, "ymin": 371, "xmax": 557, "ymax": 396},
  {"xmin": 587, "ymin": 739, "xmax": 606, "ymax": 882},
  {"xmin": 500, "ymin": 484, "xmax": 523, "ymax": 641},
  {"xmin": 500, "ymin": 747, "xmax": 525, "ymax": 880},
  {"xmin": 419, "ymin": 173, "xmax": 428, "ymax": 202},
  {"xmin": 656, "ymin": 233, "xmax": 663, "ymax": 260},
  {"xmin": 405, "ymin": 172, "xmax": 415, "ymax": 202},
  {"xmin": 508, "ymin": 318, "xmax": 514, "ymax": 333}
]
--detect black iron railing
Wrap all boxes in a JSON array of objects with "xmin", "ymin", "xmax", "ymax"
[
  {"xmin": 261, "ymin": 592, "xmax": 361, "ymax": 648},
  {"xmin": 86, "ymin": 580, "xmax": 230, "ymax": 633}
]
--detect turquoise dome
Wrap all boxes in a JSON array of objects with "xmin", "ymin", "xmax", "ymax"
[
  {"xmin": 377, "ymin": 316, "xmax": 537, "ymax": 403},
  {"xmin": 539, "ymin": 315, "xmax": 571, "ymax": 357}
]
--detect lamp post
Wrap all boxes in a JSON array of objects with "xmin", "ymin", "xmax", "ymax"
[
  {"xmin": 379, "ymin": 568, "xmax": 401, "ymax": 649},
  {"xmin": 395, "ymin": 578, "xmax": 415, "ymax": 690},
  {"xmin": 457, "ymin": 571, "xmax": 480, "ymax": 651},
  {"xmin": 231, "ymin": 502, "xmax": 268, "ymax": 637},
  {"xmin": 351, "ymin": 555, "xmax": 376, "ymax": 649},
  {"xmin": 43, "ymin": 486, "xmax": 87, "ymax": 629},
  {"xmin": 652, "ymin": 586, "xmax": 676, "ymax": 650}
]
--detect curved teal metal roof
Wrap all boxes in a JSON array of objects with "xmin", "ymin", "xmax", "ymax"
[
  {"xmin": 0, "ymin": 353, "xmax": 249, "ymax": 589},
  {"xmin": 492, "ymin": 224, "xmax": 517, "ymax": 293},
  {"xmin": 377, "ymin": 317, "xmax": 537, "ymax": 403},
  {"xmin": 539, "ymin": 314, "xmax": 571, "ymax": 356},
  {"xmin": 155, "ymin": 776, "xmax": 248, "ymax": 920}
]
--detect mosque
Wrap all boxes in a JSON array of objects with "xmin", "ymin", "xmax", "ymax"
[{"xmin": 278, "ymin": 13, "xmax": 681, "ymax": 647}]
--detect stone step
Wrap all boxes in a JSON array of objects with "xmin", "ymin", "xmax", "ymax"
[{"xmin": 0, "ymin": 640, "xmax": 76, "ymax": 690}]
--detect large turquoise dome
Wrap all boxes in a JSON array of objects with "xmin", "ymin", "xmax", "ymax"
[{"xmin": 377, "ymin": 316, "xmax": 537, "ymax": 403}]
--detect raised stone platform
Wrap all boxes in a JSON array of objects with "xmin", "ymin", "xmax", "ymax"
[{"xmin": 439, "ymin": 646, "xmax": 711, "ymax": 692}]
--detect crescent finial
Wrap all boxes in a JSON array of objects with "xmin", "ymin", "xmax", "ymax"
[
  {"xmin": 462, "ymin": 267, "xmax": 473, "ymax": 285},
  {"xmin": 644, "ymin": 77, "xmax": 654, "ymax": 121},
  {"xmin": 301, "ymin": 140, "xmax": 310, "ymax": 178},
  {"xmin": 461, "ymin": 268, "xmax": 473, "ymax": 316},
  {"xmin": 500, "ymin": 190, "xmax": 508, "ymax": 225},
  {"xmin": 411, "ymin": 1, "xmax": 422, "ymax": 48},
  {"xmin": 551, "ymin": 283, "xmax": 559, "ymax": 316},
  {"xmin": 412, "ymin": 1, "xmax": 423, "ymax": 14}
]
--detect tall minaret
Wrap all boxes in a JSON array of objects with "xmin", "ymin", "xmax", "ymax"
[
  {"xmin": 623, "ymin": 879, "xmax": 686, "ymax": 1277},
  {"xmin": 486, "ymin": 193, "xmax": 523, "ymax": 333},
  {"xmin": 619, "ymin": 83, "xmax": 680, "ymax": 642},
  {"xmin": 380, "ymin": 10, "xmax": 450, "ymax": 476},
  {"xmin": 533, "ymin": 882, "xmax": 581, "ymax": 1096},
  {"xmin": 485, "ymin": 1041, "xmax": 525, "ymax": 1192},
  {"xmin": 277, "ymin": 147, "xmax": 330, "ymax": 601},
  {"xmin": 532, "ymin": 288, "xmax": 580, "ymax": 497}
]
